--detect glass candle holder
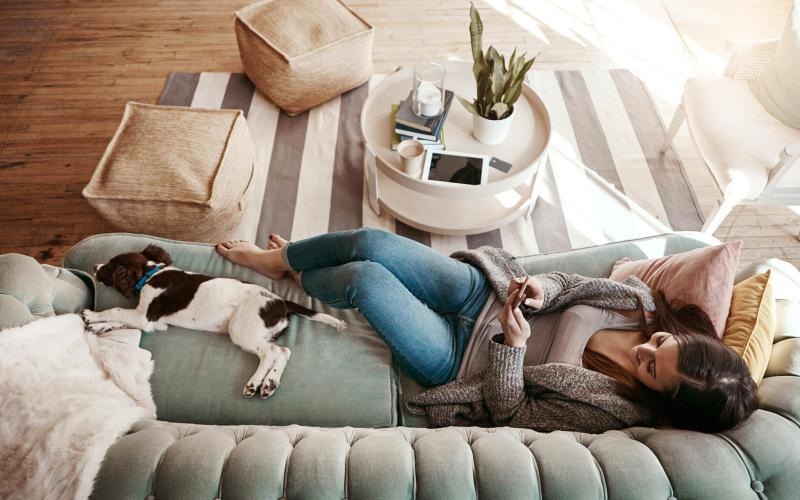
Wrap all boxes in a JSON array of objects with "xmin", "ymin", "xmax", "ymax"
[{"xmin": 412, "ymin": 62, "xmax": 446, "ymax": 117}]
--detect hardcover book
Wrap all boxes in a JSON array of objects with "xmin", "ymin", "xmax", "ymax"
[
  {"xmin": 394, "ymin": 89, "xmax": 454, "ymax": 133},
  {"xmin": 391, "ymin": 104, "xmax": 445, "ymax": 150},
  {"xmin": 394, "ymin": 120, "xmax": 445, "ymax": 142}
]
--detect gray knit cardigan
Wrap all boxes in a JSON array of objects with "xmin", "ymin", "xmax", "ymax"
[{"xmin": 406, "ymin": 246, "xmax": 658, "ymax": 432}]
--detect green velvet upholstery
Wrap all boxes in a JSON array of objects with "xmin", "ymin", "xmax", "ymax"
[
  {"xmin": 90, "ymin": 408, "xmax": 800, "ymax": 500},
  {"xmin": 64, "ymin": 233, "xmax": 397, "ymax": 428},
  {"xmin": 0, "ymin": 253, "xmax": 92, "ymax": 329},
  {"xmin": 516, "ymin": 230, "xmax": 719, "ymax": 277},
  {"xmin": 4, "ymin": 231, "xmax": 799, "ymax": 498}
]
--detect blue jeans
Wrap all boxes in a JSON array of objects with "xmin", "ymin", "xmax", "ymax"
[{"xmin": 283, "ymin": 228, "xmax": 491, "ymax": 386}]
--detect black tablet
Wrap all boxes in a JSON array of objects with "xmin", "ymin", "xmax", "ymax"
[{"xmin": 421, "ymin": 150, "xmax": 489, "ymax": 185}]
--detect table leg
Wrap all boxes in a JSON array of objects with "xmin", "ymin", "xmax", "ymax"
[
  {"xmin": 364, "ymin": 150, "xmax": 381, "ymax": 216},
  {"xmin": 524, "ymin": 200, "xmax": 535, "ymax": 220},
  {"xmin": 524, "ymin": 165, "xmax": 544, "ymax": 221}
]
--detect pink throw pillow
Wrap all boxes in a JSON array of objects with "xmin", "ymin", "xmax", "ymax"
[{"xmin": 609, "ymin": 241, "xmax": 742, "ymax": 338}]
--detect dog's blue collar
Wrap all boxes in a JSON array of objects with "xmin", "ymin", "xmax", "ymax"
[{"xmin": 134, "ymin": 264, "xmax": 165, "ymax": 294}]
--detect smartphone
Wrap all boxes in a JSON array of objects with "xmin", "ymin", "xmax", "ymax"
[{"xmin": 513, "ymin": 278, "xmax": 528, "ymax": 308}]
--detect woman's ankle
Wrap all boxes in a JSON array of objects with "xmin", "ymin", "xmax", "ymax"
[
  {"xmin": 280, "ymin": 243, "xmax": 298, "ymax": 273},
  {"xmin": 255, "ymin": 248, "xmax": 288, "ymax": 274}
]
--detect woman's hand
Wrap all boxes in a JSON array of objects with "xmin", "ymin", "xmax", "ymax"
[
  {"xmin": 498, "ymin": 292, "xmax": 531, "ymax": 348},
  {"xmin": 507, "ymin": 275, "xmax": 544, "ymax": 310}
]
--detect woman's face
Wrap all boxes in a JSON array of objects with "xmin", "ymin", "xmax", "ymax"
[{"xmin": 629, "ymin": 332, "xmax": 681, "ymax": 393}]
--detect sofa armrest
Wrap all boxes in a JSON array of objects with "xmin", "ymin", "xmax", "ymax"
[
  {"xmin": 757, "ymin": 375, "xmax": 800, "ymax": 426},
  {"xmin": 0, "ymin": 253, "xmax": 92, "ymax": 329}
]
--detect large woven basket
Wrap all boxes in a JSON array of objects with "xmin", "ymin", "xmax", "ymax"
[
  {"xmin": 235, "ymin": 0, "xmax": 374, "ymax": 116},
  {"xmin": 83, "ymin": 102, "xmax": 255, "ymax": 242}
]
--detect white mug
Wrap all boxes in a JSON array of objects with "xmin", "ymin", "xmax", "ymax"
[{"xmin": 397, "ymin": 139, "xmax": 425, "ymax": 178}]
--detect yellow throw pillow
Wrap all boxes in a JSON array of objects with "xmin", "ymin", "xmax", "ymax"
[{"xmin": 723, "ymin": 271, "xmax": 776, "ymax": 384}]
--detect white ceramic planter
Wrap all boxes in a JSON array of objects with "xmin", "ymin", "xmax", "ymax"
[{"xmin": 472, "ymin": 108, "xmax": 516, "ymax": 145}]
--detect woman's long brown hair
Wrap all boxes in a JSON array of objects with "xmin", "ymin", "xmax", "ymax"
[
  {"xmin": 582, "ymin": 290, "xmax": 716, "ymax": 397},
  {"xmin": 583, "ymin": 290, "xmax": 759, "ymax": 432}
]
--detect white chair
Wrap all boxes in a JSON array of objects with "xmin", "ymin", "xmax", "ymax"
[{"xmin": 661, "ymin": 38, "xmax": 800, "ymax": 235}]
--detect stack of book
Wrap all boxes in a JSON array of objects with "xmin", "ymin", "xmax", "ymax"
[{"xmin": 391, "ymin": 89, "xmax": 454, "ymax": 151}]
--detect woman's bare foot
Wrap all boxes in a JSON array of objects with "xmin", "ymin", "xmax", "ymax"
[
  {"xmin": 267, "ymin": 233, "xmax": 289, "ymax": 250},
  {"xmin": 215, "ymin": 239, "xmax": 287, "ymax": 280},
  {"xmin": 264, "ymin": 234, "xmax": 302, "ymax": 286}
]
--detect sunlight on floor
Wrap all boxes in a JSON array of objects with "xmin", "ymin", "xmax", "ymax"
[
  {"xmin": 550, "ymin": 134, "xmax": 669, "ymax": 243},
  {"xmin": 460, "ymin": 0, "xmax": 800, "ymax": 265},
  {"xmin": 484, "ymin": 0, "xmax": 598, "ymax": 48},
  {"xmin": 494, "ymin": 188, "xmax": 523, "ymax": 208},
  {"xmin": 484, "ymin": 0, "xmax": 727, "ymax": 104}
]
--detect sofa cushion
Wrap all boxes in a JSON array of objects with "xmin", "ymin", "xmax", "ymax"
[
  {"xmin": 609, "ymin": 241, "xmax": 742, "ymax": 338},
  {"xmin": 766, "ymin": 338, "xmax": 800, "ymax": 377},
  {"xmin": 736, "ymin": 258, "xmax": 800, "ymax": 343},
  {"xmin": 723, "ymin": 271, "xmax": 776, "ymax": 383},
  {"xmin": 64, "ymin": 233, "xmax": 397, "ymax": 428}
]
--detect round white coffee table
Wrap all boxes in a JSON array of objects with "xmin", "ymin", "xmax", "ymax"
[{"xmin": 360, "ymin": 60, "xmax": 551, "ymax": 235}]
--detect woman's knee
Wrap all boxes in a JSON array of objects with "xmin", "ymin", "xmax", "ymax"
[
  {"xmin": 348, "ymin": 228, "xmax": 394, "ymax": 261},
  {"xmin": 340, "ymin": 261, "xmax": 392, "ymax": 307}
]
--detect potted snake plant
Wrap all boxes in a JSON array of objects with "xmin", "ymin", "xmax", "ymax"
[{"xmin": 458, "ymin": 2, "xmax": 537, "ymax": 145}]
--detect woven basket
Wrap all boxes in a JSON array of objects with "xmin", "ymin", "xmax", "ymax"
[
  {"xmin": 235, "ymin": 0, "xmax": 374, "ymax": 116},
  {"xmin": 83, "ymin": 103, "xmax": 255, "ymax": 242}
]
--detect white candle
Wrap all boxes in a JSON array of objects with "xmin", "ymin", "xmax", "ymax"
[{"xmin": 416, "ymin": 81, "xmax": 442, "ymax": 116}]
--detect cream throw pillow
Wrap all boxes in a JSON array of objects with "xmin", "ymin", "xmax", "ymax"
[
  {"xmin": 749, "ymin": 2, "xmax": 800, "ymax": 129},
  {"xmin": 766, "ymin": 338, "xmax": 800, "ymax": 377},
  {"xmin": 723, "ymin": 271, "xmax": 776, "ymax": 384}
]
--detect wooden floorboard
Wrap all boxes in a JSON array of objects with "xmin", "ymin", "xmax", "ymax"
[{"xmin": 0, "ymin": 0, "xmax": 796, "ymax": 267}]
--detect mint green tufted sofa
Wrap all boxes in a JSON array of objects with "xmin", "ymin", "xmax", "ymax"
[{"xmin": 2, "ymin": 232, "xmax": 800, "ymax": 499}]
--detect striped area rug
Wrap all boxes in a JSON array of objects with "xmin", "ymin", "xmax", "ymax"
[{"xmin": 158, "ymin": 69, "xmax": 703, "ymax": 256}]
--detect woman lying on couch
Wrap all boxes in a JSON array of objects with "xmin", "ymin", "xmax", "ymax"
[{"xmin": 216, "ymin": 228, "xmax": 758, "ymax": 434}]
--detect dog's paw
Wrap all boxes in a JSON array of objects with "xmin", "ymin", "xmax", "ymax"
[
  {"xmin": 336, "ymin": 320, "xmax": 349, "ymax": 332},
  {"xmin": 260, "ymin": 378, "xmax": 278, "ymax": 399},
  {"xmin": 80, "ymin": 309, "xmax": 99, "ymax": 324},
  {"xmin": 142, "ymin": 322, "xmax": 168, "ymax": 333},
  {"xmin": 87, "ymin": 321, "xmax": 129, "ymax": 335},
  {"xmin": 242, "ymin": 382, "xmax": 259, "ymax": 399},
  {"xmin": 85, "ymin": 322, "xmax": 116, "ymax": 335}
]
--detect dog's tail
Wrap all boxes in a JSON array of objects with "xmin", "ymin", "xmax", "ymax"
[{"xmin": 285, "ymin": 301, "xmax": 348, "ymax": 331}]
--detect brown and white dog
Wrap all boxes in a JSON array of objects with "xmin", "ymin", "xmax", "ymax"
[{"xmin": 80, "ymin": 245, "xmax": 347, "ymax": 399}]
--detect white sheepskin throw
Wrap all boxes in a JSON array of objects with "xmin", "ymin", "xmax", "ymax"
[{"xmin": 0, "ymin": 314, "xmax": 156, "ymax": 500}]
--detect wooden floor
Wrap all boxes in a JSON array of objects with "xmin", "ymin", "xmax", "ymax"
[{"xmin": 1, "ymin": 0, "xmax": 796, "ymax": 267}]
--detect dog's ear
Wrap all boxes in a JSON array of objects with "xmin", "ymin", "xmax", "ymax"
[
  {"xmin": 112, "ymin": 266, "xmax": 139, "ymax": 298},
  {"xmin": 142, "ymin": 244, "xmax": 172, "ymax": 266}
]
